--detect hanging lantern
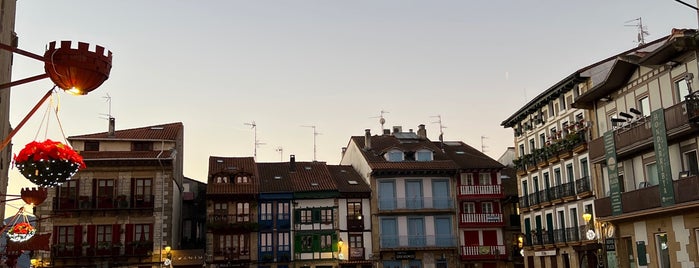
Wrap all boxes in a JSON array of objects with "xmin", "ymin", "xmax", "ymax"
[
  {"xmin": 44, "ymin": 41, "xmax": 113, "ymax": 95},
  {"xmin": 20, "ymin": 187, "xmax": 48, "ymax": 206},
  {"xmin": 14, "ymin": 139, "xmax": 86, "ymax": 187}
]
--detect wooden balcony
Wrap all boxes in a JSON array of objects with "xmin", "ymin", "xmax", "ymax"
[
  {"xmin": 53, "ymin": 195, "xmax": 154, "ymax": 213},
  {"xmin": 589, "ymin": 101, "xmax": 697, "ymax": 163},
  {"xmin": 459, "ymin": 213, "xmax": 504, "ymax": 227},
  {"xmin": 460, "ymin": 245, "xmax": 507, "ymax": 260},
  {"xmin": 594, "ymin": 175, "xmax": 699, "ymax": 218},
  {"xmin": 208, "ymin": 214, "xmax": 258, "ymax": 232},
  {"xmin": 458, "ymin": 185, "xmax": 504, "ymax": 199},
  {"xmin": 346, "ymin": 215, "xmax": 365, "ymax": 231}
]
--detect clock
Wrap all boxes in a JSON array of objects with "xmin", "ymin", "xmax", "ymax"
[{"xmin": 586, "ymin": 229, "xmax": 596, "ymax": 240}]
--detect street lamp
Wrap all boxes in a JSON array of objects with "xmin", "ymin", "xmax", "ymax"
[
  {"xmin": 582, "ymin": 211, "xmax": 592, "ymax": 223},
  {"xmin": 163, "ymin": 246, "xmax": 172, "ymax": 267},
  {"xmin": 338, "ymin": 237, "xmax": 344, "ymax": 260}
]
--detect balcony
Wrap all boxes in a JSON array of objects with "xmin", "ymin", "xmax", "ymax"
[
  {"xmin": 378, "ymin": 197, "xmax": 454, "ymax": 211},
  {"xmin": 346, "ymin": 215, "xmax": 365, "ymax": 231},
  {"xmin": 458, "ymin": 185, "xmax": 504, "ymax": 199},
  {"xmin": 380, "ymin": 235, "xmax": 457, "ymax": 249},
  {"xmin": 514, "ymin": 127, "xmax": 589, "ymax": 174},
  {"xmin": 459, "ymin": 213, "xmax": 504, "ymax": 227},
  {"xmin": 525, "ymin": 225, "xmax": 585, "ymax": 247},
  {"xmin": 460, "ymin": 245, "xmax": 506, "ymax": 260},
  {"xmin": 208, "ymin": 214, "xmax": 258, "ymax": 232},
  {"xmin": 348, "ymin": 247, "xmax": 365, "ymax": 260},
  {"xmin": 589, "ymin": 101, "xmax": 696, "ymax": 163},
  {"xmin": 53, "ymin": 195, "xmax": 155, "ymax": 212},
  {"xmin": 594, "ymin": 175, "xmax": 699, "ymax": 218}
]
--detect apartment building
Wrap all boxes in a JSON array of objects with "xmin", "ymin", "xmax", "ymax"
[
  {"xmin": 36, "ymin": 120, "xmax": 184, "ymax": 267},
  {"xmin": 340, "ymin": 125, "xmax": 506, "ymax": 268},
  {"xmin": 574, "ymin": 29, "xmax": 699, "ymax": 268}
]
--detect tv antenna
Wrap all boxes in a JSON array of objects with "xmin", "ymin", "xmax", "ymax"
[
  {"xmin": 244, "ymin": 121, "xmax": 265, "ymax": 159},
  {"xmin": 98, "ymin": 94, "xmax": 113, "ymax": 120},
  {"xmin": 370, "ymin": 110, "xmax": 389, "ymax": 131},
  {"xmin": 276, "ymin": 146, "xmax": 284, "ymax": 162},
  {"xmin": 301, "ymin": 125, "xmax": 321, "ymax": 161},
  {"xmin": 430, "ymin": 115, "xmax": 446, "ymax": 142},
  {"xmin": 625, "ymin": 17, "xmax": 649, "ymax": 45}
]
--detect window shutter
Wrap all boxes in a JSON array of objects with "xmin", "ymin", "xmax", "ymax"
[
  {"xmin": 53, "ymin": 226, "xmax": 59, "ymax": 245},
  {"xmin": 87, "ymin": 225, "xmax": 96, "ymax": 246},
  {"xmin": 74, "ymin": 225, "xmax": 83, "ymax": 246},
  {"xmin": 312, "ymin": 234, "xmax": 320, "ymax": 251},
  {"xmin": 125, "ymin": 224, "xmax": 134, "ymax": 244},
  {"xmin": 332, "ymin": 233, "xmax": 338, "ymax": 252},
  {"xmin": 312, "ymin": 209, "xmax": 321, "ymax": 223},
  {"xmin": 294, "ymin": 234, "xmax": 302, "ymax": 252},
  {"xmin": 148, "ymin": 223, "xmax": 154, "ymax": 241},
  {"xmin": 294, "ymin": 210, "xmax": 301, "ymax": 224},
  {"xmin": 112, "ymin": 224, "xmax": 121, "ymax": 244}
]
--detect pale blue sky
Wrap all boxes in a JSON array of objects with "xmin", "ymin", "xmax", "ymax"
[{"xmin": 5, "ymin": 1, "xmax": 697, "ymax": 213}]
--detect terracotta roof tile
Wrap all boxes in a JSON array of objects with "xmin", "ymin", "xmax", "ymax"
[
  {"xmin": 289, "ymin": 162, "xmax": 337, "ymax": 192},
  {"xmin": 349, "ymin": 135, "xmax": 457, "ymax": 170},
  {"xmin": 80, "ymin": 150, "xmax": 175, "ymax": 160},
  {"xmin": 257, "ymin": 162, "xmax": 295, "ymax": 193},
  {"xmin": 327, "ymin": 165, "xmax": 370, "ymax": 194},
  {"xmin": 69, "ymin": 122, "xmax": 183, "ymax": 141},
  {"xmin": 206, "ymin": 156, "xmax": 259, "ymax": 195},
  {"xmin": 438, "ymin": 141, "xmax": 504, "ymax": 170}
]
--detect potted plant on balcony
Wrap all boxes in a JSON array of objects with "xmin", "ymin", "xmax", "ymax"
[
  {"xmin": 116, "ymin": 195, "xmax": 128, "ymax": 208},
  {"xmin": 13, "ymin": 139, "xmax": 86, "ymax": 187}
]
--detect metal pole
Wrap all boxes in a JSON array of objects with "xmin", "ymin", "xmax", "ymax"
[{"xmin": 0, "ymin": 87, "xmax": 54, "ymax": 152}]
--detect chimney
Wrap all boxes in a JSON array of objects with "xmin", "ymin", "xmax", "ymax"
[
  {"xmin": 417, "ymin": 124, "xmax": 427, "ymax": 139},
  {"xmin": 341, "ymin": 147, "xmax": 347, "ymax": 158},
  {"xmin": 289, "ymin": 154, "xmax": 296, "ymax": 172},
  {"xmin": 108, "ymin": 117, "xmax": 116, "ymax": 137},
  {"xmin": 364, "ymin": 129, "xmax": 371, "ymax": 150},
  {"xmin": 392, "ymin": 126, "xmax": 402, "ymax": 134},
  {"xmin": 383, "ymin": 129, "xmax": 390, "ymax": 135}
]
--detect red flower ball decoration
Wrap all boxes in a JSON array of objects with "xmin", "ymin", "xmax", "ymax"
[
  {"xmin": 14, "ymin": 139, "xmax": 86, "ymax": 187},
  {"xmin": 7, "ymin": 222, "xmax": 36, "ymax": 242}
]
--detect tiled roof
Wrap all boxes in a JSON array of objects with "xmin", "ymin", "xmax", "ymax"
[
  {"xmin": 206, "ymin": 156, "xmax": 259, "ymax": 195},
  {"xmin": 438, "ymin": 141, "xmax": 504, "ymax": 170},
  {"xmin": 349, "ymin": 135, "xmax": 457, "ymax": 170},
  {"xmin": 257, "ymin": 162, "xmax": 295, "ymax": 193},
  {"xmin": 289, "ymin": 161, "xmax": 337, "ymax": 192},
  {"xmin": 69, "ymin": 122, "xmax": 183, "ymax": 141},
  {"xmin": 80, "ymin": 150, "xmax": 175, "ymax": 160},
  {"xmin": 327, "ymin": 165, "xmax": 370, "ymax": 194}
]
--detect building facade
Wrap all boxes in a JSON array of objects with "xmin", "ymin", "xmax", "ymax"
[
  {"xmin": 0, "ymin": 0, "xmax": 17, "ymax": 231},
  {"xmin": 340, "ymin": 125, "xmax": 506, "ymax": 268},
  {"xmin": 575, "ymin": 29, "xmax": 699, "ymax": 268},
  {"xmin": 35, "ymin": 120, "xmax": 184, "ymax": 267}
]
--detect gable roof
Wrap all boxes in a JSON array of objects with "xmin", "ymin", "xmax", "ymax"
[
  {"xmin": 69, "ymin": 122, "xmax": 183, "ymax": 141},
  {"xmin": 349, "ymin": 135, "xmax": 458, "ymax": 171},
  {"xmin": 438, "ymin": 141, "xmax": 504, "ymax": 170},
  {"xmin": 327, "ymin": 165, "xmax": 370, "ymax": 194},
  {"xmin": 206, "ymin": 156, "xmax": 259, "ymax": 195}
]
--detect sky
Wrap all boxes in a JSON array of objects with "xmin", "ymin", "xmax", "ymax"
[{"xmin": 4, "ymin": 1, "xmax": 698, "ymax": 215}]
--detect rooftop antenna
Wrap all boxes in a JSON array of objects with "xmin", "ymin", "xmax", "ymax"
[
  {"xmin": 98, "ymin": 94, "xmax": 113, "ymax": 121},
  {"xmin": 301, "ymin": 125, "xmax": 321, "ymax": 161},
  {"xmin": 276, "ymin": 146, "xmax": 284, "ymax": 162},
  {"xmin": 481, "ymin": 136, "xmax": 488, "ymax": 153},
  {"xmin": 625, "ymin": 17, "xmax": 649, "ymax": 45},
  {"xmin": 431, "ymin": 115, "xmax": 446, "ymax": 142},
  {"xmin": 244, "ymin": 121, "xmax": 265, "ymax": 159},
  {"xmin": 370, "ymin": 110, "xmax": 389, "ymax": 132}
]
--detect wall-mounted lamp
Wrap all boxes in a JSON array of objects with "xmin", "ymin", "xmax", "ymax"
[
  {"xmin": 629, "ymin": 108, "xmax": 642, "ymax": 116},
  {"xmin": 356, "ymin": 214, "xmax": 363, "ymax": 220},
  {"xmin": 337, "ymin": 237, "xmax": 345, "ymax": 260},
  {"xmin": 582, "ymin": 212, "xmax": 592, "ymax": 223},
  {"xmin": 619, "ymin": 112, "xmax": 634, "ymax": 119}
]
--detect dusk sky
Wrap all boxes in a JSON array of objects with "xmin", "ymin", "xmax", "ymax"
[{"xmin": 4, "ymin": 1, "xmax": 697, "ymax": 215}]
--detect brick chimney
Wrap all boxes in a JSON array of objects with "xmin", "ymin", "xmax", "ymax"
[
  {"xmin": 417, "ymin": 124, "xmax": 427, "ymax": 139},
  {"xmin": 364, "ymin": 129, "xmax": 371, "ymax": 150},
  {"xmin": 108, "ymin": 117, "xmax": 115, "ymax": 137},
  {"xmin": 289, "ymin": 154, "xmax": 296, "ymax": 172}
]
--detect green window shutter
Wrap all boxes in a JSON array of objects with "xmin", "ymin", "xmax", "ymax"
[
  {"xmin": 312, "ymin": 234, "xmax": 320, "ymax": 252},
  {"xmin": 332, "ymin": 233, "xmax": 338, "ymax": 252},
  {"xmin": 294, "ymin": 210, "xmax": 301, "ymax": 224},
  {"xmin": 294, "ymin": 234, "xmax": 302, "ymax": 252},
  {"xmin": 312, "ymin": 209, "xmax": 321, "ymax": 223}
]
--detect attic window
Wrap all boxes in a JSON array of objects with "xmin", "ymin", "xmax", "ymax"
[
  {"xmin": 84, "ymin": 141, "xmax": 99, "ymax": 151},
  {"xmin": 132, "ymin": 141, "xmax": 152, "ymax": 151},
  {"xmin": 304, "ymin": 166, "xmax": 312, "ymax": 170},
  {"xmin": 340, "ymin": 169, "xmax": 347, "ymax": 173},
  {"xmin": 455, "ymin": 151, "xmax": 465, "ymax": 155},
  {"xmin": 227, "ymin": 166, "xmax": 237, "ymax": 170},
  {"xmin": 216, "ymin": 159, "xmax": 224, "ymax": 163},
  {"xmin": 150, "ymin": 127, "xmax": 164, "ymax": 130},
  {"xmin": 416, "ymin": 149, "xmax": 433, "ymax": 161},
  {"xmin": 385, "ymin": 150, "xmax": 404, "ymax": 162},
  {"xmin": 348, "ymin": 180, "xmax": 358, "ymax": 185},
  {"xmin": 274, "ymin": 176, "xmax": 282, "ymax": 180},
  {"xmin": 311, "ymin": 182, "xmax": 319, "ymax": 187}
]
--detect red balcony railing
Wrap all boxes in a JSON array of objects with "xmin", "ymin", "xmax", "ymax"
[{"xmin": 458, "ymin": 185, "xmax": 504, "ymax": 198}]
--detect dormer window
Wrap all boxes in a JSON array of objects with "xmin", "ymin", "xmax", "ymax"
[
  {"xmin": 386, "ymin": 150, "xmax": 404, "ymax": 162},
  {"xmin": 416, "ymin": 149, "xmax": 433, "ymax": 161},
  {"xmin": 132, "ymin": 141, "xmax": 152, "ymax": 151},
  {"xmin": 236, "ymin": 175, "xmax": 249, "ymax": 184},
  {"xmin": 84, "ymin": 141, "xmax": 99, "ymax": 151},
  {"xmin": 216, "ymin": 176, "xmax": 229, "ymax": 184}
]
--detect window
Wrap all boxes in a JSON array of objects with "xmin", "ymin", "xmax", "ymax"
[
  {"xmin": 482, "ymin": 202, "xmax": 493, "ymax": 214},
  {"xmin": 96, "ymin": 179, "xmax": 115, "ymax": 200},
  {"xmin": 676, "ymin": 78, "xmax": 691, "ymax": 102},
  {"xmin": 300, "ymin": 235, "xmax": 313, "ymax": 252},
  {"xmin": 638, "ymin": 96, "xmax": 650, "ymax": 117},
  {"xmin": 321, "ymin": 208, "xmax": 333, "ymax": 224},
  {"xmin": 347, "ymin": 201, "xmax": 362, "ymax": 218},
  {"xmin": 521, "ymin": 181, "xmax": 528, "ymax": 196},
  {"xmin": 463, "ymin": 202, "xmax": 476, "ymax": 213},
  {"xmin": 461, "ymin": 173, "xmax": 474, "ymax": 185},
  {"xmin": 278, "ymin": 232, "xmax": 290, "ymax": 252},
  {"xmin": 684, "ymin": 150, "xmax": 699, "ymax": 176},
  {"xmin": 539, "ymin": 133, "xmax": 546, "ymax": 148},
  {"xmin": 301, "ymin": 210, "xmax": 312, "ymax": 224},
  {"xmin": 84, "ymin": 141, "xmax": 99, "ymax": 151},
  {"xmin": 134, "ymin": 178, "xmax": 152, "ymax": 202},
  {"xmin": 320, "ymin": 234, "xmax": 333, "ymax": 251},
  {"xmin": 646, "ymin": 163, "xmax": 659, "ymax": 186},
  {"xmin": 349, "ymin": 233, "xmax": 364, "ymax": 257},
  {"xmin": 236, "ymin": 175, "xmax": 249, "ymax": 184},
  {"xmin": 214, "ymin": 203, "xmax": 228, "ymax": 220},
  {"xmin": 215, "ymin": 176, "xmax": 228, "ymax": 184},
  {"xmin": 519, "ymin": 144, "xmax": 525, "ymax": 156},
  {"xmin": 59, "ymin": 180, "xmax": 78, "ymax": 199},
  {"xmin": 559, "ymin": 95, "xmax": 567, "ymax": 111},
  {"xmin": 97, "ymin": 225, "xmax": 112, "ymax": 248},
  {"xmin": 277, "ymin": 202, "xmax": 290, "ymax": 221},
  {"xmin": 260, "ymin": 233, "xmax": 273, "ymax": 252},
  {"xmin": 57, "ymin": 226, "xmax": 75, "ymax": 245},
  {"xmin": 416, "ymin": 149, "xmax": 433, "ymax": 161},
  {"xmin": 655, "ymin": 233, "xmax": 671, "ymax": 268},
  {"xmin": 549, "ymin": 103, "xmax": 555, "ymax": 117},
  {"xmin": 580, "ymin": 158, "xmax": 589, "ymax": 178},
  {"xmin": 566, "ymin": 164, "xmax": 574, "ymax": 183},
  {"xmin": 132, "ymin": 141, "xmax": 152, "ymax": 151},
  {"xmin": 134, "ymin": 224, "xmax": 151, "ymax": 241},
  {"xmin": 386, "ymin": 150, "xmax": 404, "ymax": 162},
  {"xmin": 554, "ymin": 168, "xmax": 562, "ymax": 186},
  {"xmin": 479, "ymin": 173, "xmax": 491, "ymax": 185},
  {"xmin": 237, "ymin": 202, "xmax": 250, "ymax": 222},
  {"xmin": 260, "ymin": 202, "xmax": 272, "ymax": 221}
]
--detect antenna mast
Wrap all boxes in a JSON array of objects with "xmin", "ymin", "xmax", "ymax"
[
  {"xmin": 431, "ymin": 115, "xmax": 446, "ymax": 142},
  {"xmin": 370, "ymin": 110, "xmax": 389, "ymax": 132},
  {"xmin": 625, "ymin": 17, "xmax": 649, "ymax": 45},
  {"xmin": 103, "ymin": 94, "xmax": 112, "ymax": 119},
  {"xmin": 481, "ymin": 136, "xmax": 488, "ymax": 153},
  {"xmin": 301, "ymin": 125, "xmax": 321, "ymax": 161},
  {"xmin": 244, "ymin": 121, "xmax": 264, "ymax": 159},
  {"xmin": 276, "ymin": 146, "xmax": 284, "ymax": 161}
]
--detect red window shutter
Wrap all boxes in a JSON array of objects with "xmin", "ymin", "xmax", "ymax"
[
  {"xmin": 149, "ymin": 223, "xmax": 154, "ymax": 240},
  {"xmin": 125, "ymin": 224, "xmax": 134, "ymax": 244},
  {"xmin": 112, "ymin": 224, "xmax": 120, "ymax": 243},
  {"xmin": 87, "ymin": 225, "xmax": 96, "ymax": 246},
  {"xmin": 53, "ymin": 226, "xmax": 59, "ymax": 245},
  {"xmin": 494, "ymin": 201, "xmax": 501, "ymax": 213},
  {"xmin": 74, "ymin": 225, "xmax": 83, "ymax": 245}
]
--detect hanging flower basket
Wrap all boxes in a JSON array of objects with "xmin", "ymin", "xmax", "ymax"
[
  {"xmin": 7, "ymin": 222, "xmax": 36, "ymax": 242},
  {"xmin": 14, "ymin": 139, "xmax": 86, "ymax": 187}
]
